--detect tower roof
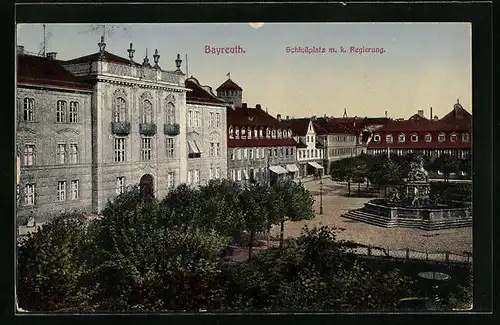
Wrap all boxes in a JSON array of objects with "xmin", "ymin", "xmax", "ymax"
[{"xmin": 216, "ymin": 78, "xmax": 242, "ymax": 91}]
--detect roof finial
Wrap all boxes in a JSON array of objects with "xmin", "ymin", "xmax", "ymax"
[
  {"xmin": 97, "ymin": 36, "xmax": 106, "ymax": 59},
  {"xmin": 175, "ymin": 54, "xmax": 182, "ymax": 71},
  {"xmin": 457, "ymin": 98, "xmax": 460, "ymax": 104},
  {"xmin": 343, "ymin": 107, "xmax": 348, "ymax": 118},
  {"xmin": 127, "ymin": 42, "xmax": 135, "ymax": 63},
  {"xmin": 143, "ymin": 48, "xmax": 151, "ymax": 67},
  {"xmin": 153, "ymin": 49, "xmax": 160, "ymax": 69},
  {"xmin": 226, "ymin": 72, "xmax": 231, "ymax": 79}
]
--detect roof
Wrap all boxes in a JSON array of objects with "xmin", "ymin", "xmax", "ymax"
[
  {"xmin": 228, "ymin": 138, "xmax": 297, "ymax": 148},
  {"xmin": 368, "ymin": 140, "xmax": 471, "ymax": 150},
  {"xmin": 17, "ymin": 54, "xmax": 92, "ymax": 91},
  {"xmin": 64, "ymin": 51, "xmax": 142, "ymax": 66},
  {"xmin": 185, "ymin": 77, "xmax": 227, "ymax": 106},
  {"xmin": 280, "ymin": 118, "xmax": 312, "ymax": 136},
  {"xmin": 216, "ymin": 78, "xmax": 242, "ymax": 91},
  {"xmin": 440, "ymin": 102, "xmax": 472, "ymax": 125},
  {"xmin": 408, "ymin": 114, "xmax": 429, "ymax": 121},
  {"xmin": 313, "ymin": 117, "xmax": 360, "ymax": 135},
  {"xmin": 228, "ymin": 105, "xmax": 289, "ymax": 129}
]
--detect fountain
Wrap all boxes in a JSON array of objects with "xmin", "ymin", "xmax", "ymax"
[{"xmin": 343, "ymin": 156, "xmax": 472, "ymax": 230}]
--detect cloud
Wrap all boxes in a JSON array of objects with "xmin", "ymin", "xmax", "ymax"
[{"xmin": 249, "ymin": 23, "xmax": 265, "ymax": 29}]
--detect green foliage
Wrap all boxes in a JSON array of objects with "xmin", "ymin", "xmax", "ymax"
[
  {"xmin": 430, "ymin": 181, "xmax": 472, "ymax": 203},
  {"xmin": 429, "ymin": 154, "xmax": 460, "ymax": 181}
]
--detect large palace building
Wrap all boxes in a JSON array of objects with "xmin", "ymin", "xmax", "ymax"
[
  {"xmin": 366, "ymin": 101, "xmax": 472, "ymax": 159},
  {"xmin": 16, "ymin": 39, "xmax": 196, "ymax": 221}
]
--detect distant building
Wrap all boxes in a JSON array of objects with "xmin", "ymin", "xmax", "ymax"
[
  {"xmin": 220, "ymin": 78, "xmax": 298, "ymax": 184},
  {"xmin": 280, "ymin": 117, "xmax": 325, "ymax": 178},
  {"xmin": 185, "ymin": 76, "xmax": 228, "ymax": 186},
  {"xmin": 367, "ymin": 100, "xmax": 472, "ymax": 159}
]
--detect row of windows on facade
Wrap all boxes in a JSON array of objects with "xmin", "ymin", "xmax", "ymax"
[
  {"xmin": 21, "ymin": 98, "xmax": 80, "ymax": 123},
  {"xmin": 368, "ymin": 148, "xmax": 469, "ymax": 159},
  {"xmin": 329, "ymin": 147, "xmax": 356, "ymax": 156},
  {"xmin": 22, "ymin": 143, "xmax": 79, "ymax": 166},
  {"xmin": 228, "ymin": 126, "xmax": 293, "ymax": 140},
  {"xmin": 219, "ymin": 90, "xmax": 240, "ymax": 97},
  {"xmin": 230, "ymin": 167, "xmax": 268, "ymax": 182},
  {"xmin": 187, "ymin": 167, "xmax": 222, "ymax": 185},
  {"xmin": 298, "ymin": 148, "xmax": 323, "ymax": 159},
  {"xmin": 112, "ymin": 97, "xmax": 177, "ymax": 124},
  {"xmin": 21, "ymin": 180, "xmax": 80, "ymax": 205},
  {"xmin": 187, "ymin": 110, "xmax": 221, "ymax": 128},
  {"xmin": 373, "ymin": 132, "xmax": 470, "ymax": 144},
  {"xmin": 113, "ymin": 138, "xmax": 221, "ymax": 163},
  {"xmin": 230, "ymin": 147, "xmax": 295, "ymax": 160},
  {"xmin": 329, "ymin": 135, "xmax": 357, "ymax": 142}
]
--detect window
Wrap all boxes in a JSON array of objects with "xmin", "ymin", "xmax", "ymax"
[
  {"xmin": 438, "ymin": 133, "xmax": 446, "ymax": 142},
  {"xmin": 70, "ymin": 180, "xmax": 79, "ymax": 200},
  {"xmin": 57, "ymin": 181, "xmax": 67, "ymax": 201},
  {"xmin": 237, "ymin": 149, "xmax": 242, "ymax": 160},
  {"xmin": 216, "ymin": 167, "xmax": 221, "ymax": 179},
  {"xmin": 242, "ymin": 128, "xmax": 246, "ymax": 138},
  {"xmin": 229, "ymin": 127, "xmax": 234, "ymax": 139},
  {"xmin": 142, "ymin": 100, "xmax": 153, "ymax": 124},
  {"xmin": 373, "ymin": 134, "xmax": 381, "ymax": 142},
  {"xmin": 166, "ymin": 138, "xmax": 175, "ymax": 158},
  {"xmin": 278, "ymin": 129, "xmax": 282, "ymax": 138},
  {"xmin": 235, "ymin": 127, "xmax": 240, "ymax": 138},
  {"xmin": 196, "ymin": 111, "xmax": 201, "ymax": 127},
  {"xmin": 215, "ymin": 113, "xmax": 220, "ymax": 128},
  {"xmin": 194, "ymin": 169, "xmax": 200, "ymax": 184},
  {"xmin": 69, "ymin": 101, "xmax": 79, "ymax": 123},
  {"xmin": 290, "ymin": 148, "xmax": 294, "ymax": 156},
  {"xmin": 286, "ymin": 148, "xmax": 289, "ymax": 156},
  {"xmin": 274, "ymin": 148, "xmax": 278, "ymax": 157},
  {"xmin": 280, "ymin": 148, "xmax": 284, "ymax": 157},
  {"xmin": 188, "ymin": 110, "xmax": 193, "ymax": 127},
  {"xmin": 56, "ymin": 100, "xmax": 67, "ymax": 123},
  {"xmin": 57, "ymin": 144, "xmax": 66, "ymax": 164},
  {"xmin": 141, "ymin": 137, "xmax": 152, "ymax": 161},
  {"xmin": 231, "ymin": 169, "xmax": 236, "ymax": 181},
  {"xmin": 450, "ymin": 133, "xmax": 457, "ymax": 142},
  {"xmin": 69, "ymin": 144, "xmax": 78, "ymax": 164},
  {"xmin": 210, "ymin": 143, "xmax": 215, "ymax": 156},
  {"xmin": 272, "ymin": 129, "xmax": 276, "ymax": 138},
  {"xmin": 425, "ymin": 134, "xmax": 432, "ymax": 142},
  {"xmin": 398, "ymin": 134, "xmax": 406, "ymax": 143},
  {"xmin": 254, "ymin": 128, "xmax": 258, "ymax": 138},
  {"xmin": 24, "ymin": 144, "xmax": 35, "ymax": 166},
  {"xmin": 116, "ymin": 177, "xmax": 125, "ymax": 195},
  {"xmin": 23, "ymin": 98, "xmax": 35, "ymax": 121},
  {"xmin": 243, "ymin": 148, "xmax": 248, "ymax": 159},
  {"xmin": 209, "ymin": 112, "xmax": 214, "ymax": 128},
  {"xmin": 237, "ymin": 169, "xmax": 242, "ymax": 181},
  {"xmin": 167, "ymin": 172, "xmax": 175, "ymax": 188},
  {"xmin": 249, "ymin": 148, "xmax": 253, "ymax": 160},
  {"xmin": 230, "ymin": 149, "xmax": 235, "ymax": 160},
  {"xmin": 114, "ymin": 138, "xmax": 126, "ymax": 162},
  {"xmin": 255, "ymin": 148, "xmax": 260, "ymax": 159},
  {"xmin": 461, "ymin": 133, "xmax": 469, "ymax": 143},
  {"xmin": 209, "ymin": 168, "xmax": 213, "ymax": 180},
  {"xmin": 166, "ymin": 102, "xmax": 176, "ymax": 125},
  {"xmin": 266, "ymin": 128, "xmax": 271, "ymax": 138},
  {"xmin": 259, "ymin": 128, "xmax": 264, "ymax": 138},
  {"xmin": 261, "ymin": 148, "xmax": 264, "ymax": 159},
  {"xmin": 411, "ymin": 134, "xmax": 418, "ymax": 142},
  {"xmin": 188, "ymin": 170, "xmax": 193, "ymax": 184},
  {"xmin": 307, "ymin": 150, "xmax": 310, "ymax": 158},
  {"xmin": 114, "ymin": 97, "xmax": 127, "ymax": 122},
  {"xmin": 386, "ymin": 134, "xmax": 393, "ymax": 143},
  {"xmin": 24, "ymin": 184, "xmax": 35, "ymax": 205}
]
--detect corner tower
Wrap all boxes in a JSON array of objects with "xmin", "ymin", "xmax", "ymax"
[{"xmin": 216, "ymin": 75, "xmax": 242, "ymax": 108}]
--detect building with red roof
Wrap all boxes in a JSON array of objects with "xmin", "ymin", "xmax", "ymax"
[
  {"xmin": 367, "ymin": 100, "xmax": 472, "ymax": 159},
  {"xmin": 222, "ymin": 77, "xmax": 299, "ymax": 183}
]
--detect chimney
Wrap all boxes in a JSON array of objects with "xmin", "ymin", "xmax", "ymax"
[
  {"xmin": 417, "ymin": 110, "xmax": 424, "ymax": 118},
  {"xmin": 277, "ymin": 114, "xmax": 281, "ymax": 122},
  {"xmin": 242, "ymin": 103, "xmax": 247, "ymax": 109},
  {"xmin": 433, "ymin": 115, "xmax": 439, "ymax": 121},
  {"xmin": 286, "ymin": 116, "xmax": 289, "ymax": 120},
  {"xmin": 430, "ymin": 107, "xmax": 433, "ymax": 120},
  {"xmin": 46, "ymin": 52, "xmax": 57, "ymax": 60},
  {"xmin": 17, "ymin": 45, "xmax": 24, "ymax": 55},
  {"xmin": 256, "ymin": 104, "xmax": 261, "ymax": 110}
]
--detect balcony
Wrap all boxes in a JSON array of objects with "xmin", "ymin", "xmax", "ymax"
[
  {"xmin": 139, "ymin": 123, "xmax": 157, "ymax": 136},
  {"xmin": 111, "ymin": 121, "xmax": 131, "ymax": 135},
  {"xmin": 164, "ymin": 123, "xmax": 180, "ymax": 136}
]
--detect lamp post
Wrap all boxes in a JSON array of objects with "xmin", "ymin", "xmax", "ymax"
[{"xmin": 319, "ymin": 179, "xmax": 324, "ymax": 214}]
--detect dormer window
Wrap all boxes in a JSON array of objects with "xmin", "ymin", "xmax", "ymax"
[
  {"xmin": 247, "ymin": 127, "xmax": 252, "ymax": 139},
  {"xmin": 266, "ymin": 127, "xmax": 271, "ymax": 138},
  {"xmin": 241, "ymin": 127, "xmax": 246, "ymax": 138},
  {"xmin": 253, "ymin": 127, "xmax": 258, "ymax": 138},
  {"xmin": 461, "ymin": 133, "xmax": 469, "ymax": 143},
  {"xmin": 272, "ymin": 129, "xmax": 276, "ymax": 139},
  {"xmin": 438, "ymin": 133, "xmax": 446, "ymax": 142},
  {"xmin": 386, "ymin": 134, "xmax": 393, "ymax": 143},
  {"xmin": 425, "ymin": 133, "xmax": 432, "ymax": 142},
  {"xmin": 398, "ymin": 133, "xmax": 406, "ymax": 143},
  {"xmin": 373, "ymin": 134, "xmax": 381, "ymax": 142},
  {"xmin": 229, "ymin": 126, "xmax": 234, "ymax": 139},
  {"xmin": 260, "ymin": 127, "xmax": 264, "ymax": 138},
  {"xmin": 288, "ymin": 129, "xmax": 292, "ymax": 138},
  {"xmin": 235, "ymin": 127, "xmax": 240, "ymax": 139},
  {"xmin": 278, "ymin": 129, "xmax": 282, "ymax": 138},
  {"xmin": 410, "ymin": 134, "xmax": 418, "ymax": 142},
  {"xmin": 450, "ymin": 133, "xmax": 457, "ymax": 142}
]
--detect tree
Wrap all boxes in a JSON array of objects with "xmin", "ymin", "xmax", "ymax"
[
  {"xmin": 330, "ymin": 157, "xmax": 354, "ymax": 196},
  {"xmin": 368, "ymin": 155, "xmax": 403, "ymax": 197},
  {"xmin": 157, "ymin": 184, "xmax": 202, "ymax": 231},
  {"xmin": 431, "ymin": 154, "xmax": 460, "ymax": 182}
]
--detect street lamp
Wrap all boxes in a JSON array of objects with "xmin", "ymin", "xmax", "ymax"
[{"xmin": 319, "ymin": 179, "xmax": 323, "ymax": 215}]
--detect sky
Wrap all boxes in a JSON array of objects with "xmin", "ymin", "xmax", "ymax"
[{"xmin": 16, "ymin": 23, "xmax": 471, "ymax": 119}]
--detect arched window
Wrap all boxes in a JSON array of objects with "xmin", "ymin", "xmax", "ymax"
[
  {"xmin": 438, "ymin": 133, "xmax": 446, "ymax": 142},
  {"xmin": 166, "ymin": 101, "xmax": 175, "ymax": 125},
  {"xmin": 241, "ymin": 127, "xmax": 247, "ymax": 138},
  {"xmin": 113, "ymin": 97, "xmax": 127, "ymax": 122},
  {"xmin": 461, "ymin": 133, "xmax": 469, "ymax": 143},
  {"xmin": 373, "ymin": 134, "xmax": 381, "ymax": 142},
  {"xmin": 142, "ymin": 99, "xmax": 153, "ymax": 124},
  {"xmin": 398, "ymin": 133, "xmax": 406, "ymax": 143},
  {"xmin": 450, "ymin": 133, "xmax": 457, "ymax": 142},
  {"xmin": 271, "ymin": 129, "xmax": 276, "ymax": 138},
  {"xmin": 278, "ymin": 129, "xmax": 282, "ymax": 138},
  {"xmin": 425, "ymin": 133, "xmax": 432, "ymax": 142},
  {"xmin": 410, "ymin": 134, "xmax": 418, "ymax": 142},
  {"xmin": 229, "ymin": 126, "xmax": 234, "ymax": 139},
  {"xmin": 23, "ymin": 98, "xmax": 35, "ymax": 121},
  {"xmin": 386, "ymin": 134, "xmax": 393, "ymax": 143},
  {"xmin": 288, "ymin": 129, "xmax": 293, "ymax": 138},
  {"xmin": 266, "ymin": 127, "xmax": 271, "ymax": 138},
  {"xmin": 56, "ymin": 100, "xmax": 67, "ymax": 123}
]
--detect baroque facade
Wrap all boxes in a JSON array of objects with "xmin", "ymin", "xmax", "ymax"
[{"xmin": 16, "ymin": 40, "xmax": 191, "ymax": 220}]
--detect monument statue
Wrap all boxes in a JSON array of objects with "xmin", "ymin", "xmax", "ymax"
[{"xmin": 407, "ymin": 156, "xmax": 429, "ymax": 182}]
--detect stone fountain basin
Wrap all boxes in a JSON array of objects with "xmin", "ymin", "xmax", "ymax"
[{"xmin": 364, "ymin": 199, "xmax": 471, "ymax": 221}]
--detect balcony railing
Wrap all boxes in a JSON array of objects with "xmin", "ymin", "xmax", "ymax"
[
  {"xmin": 111, "ymin": 121, "xmax": 131, "ymax": 135},
  {"xmin": 164, "ymin": 123, "xmax": 180, "ymax": 136},
  {"xmin": 139, "ymin": 123, "xmax": 157, "ymax": 136}
]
